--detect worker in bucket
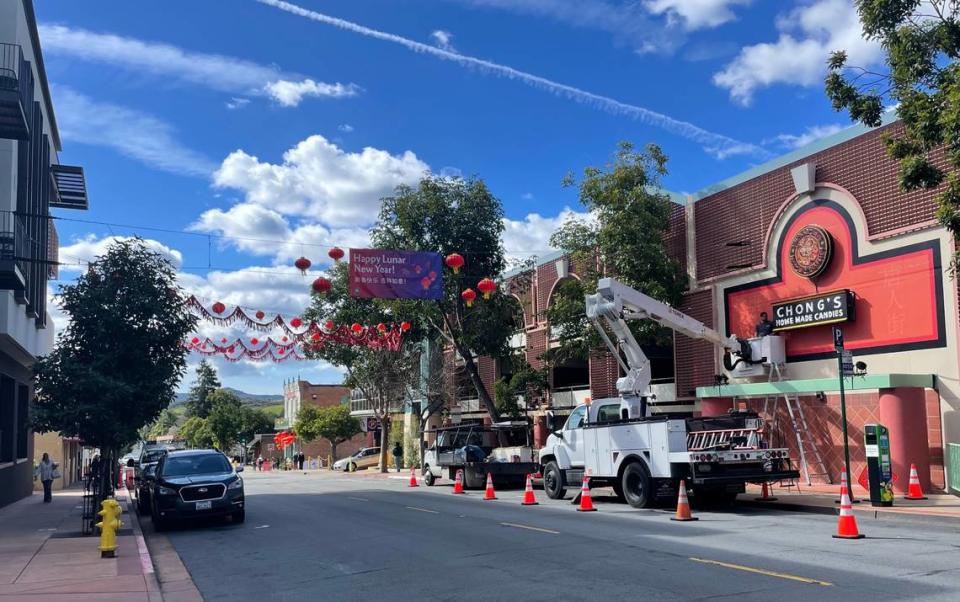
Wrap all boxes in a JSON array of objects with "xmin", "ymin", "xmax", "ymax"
[{"xmin": 755, "ymin": 311, "xmax": 775, "ymax": 337}]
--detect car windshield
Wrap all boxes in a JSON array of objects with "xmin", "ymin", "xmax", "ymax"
[
  {"xmin": 141, "ymin": 450, "xmax": 167, "ymax": 463},
  {"xmin": 162, "ymin": 454, "xmax": 232, "ymax": 477}
]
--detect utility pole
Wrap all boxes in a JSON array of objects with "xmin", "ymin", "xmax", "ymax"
[{"xmin": 834, "ymin": 327, "xmax": 854, "ymax": 498}]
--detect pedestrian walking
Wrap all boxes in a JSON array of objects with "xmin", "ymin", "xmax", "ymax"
[
  {"xmin": 392, "ymin": 442, "xmax": 403, "ymax": 473},
  {"xmin": 256, "ymin": 455, "xmax": 264, "ymax": 471},
  {"xmin": 39, "ymin": 453, "xmax": 56, "ymax": 503},
  {"xmin": 299, "ymin": 453, "xmax": 305, "ymax": 470}
]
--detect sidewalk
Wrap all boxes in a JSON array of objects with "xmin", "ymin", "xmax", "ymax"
[
  {"xmin": 0, "ymin": 486, "xmax": 160, "ymax": 601},
  {"xmin": 740, "ymin": 482, "xmax": 960, "ymax": 520}
]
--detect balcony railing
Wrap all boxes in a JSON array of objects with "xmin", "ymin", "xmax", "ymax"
[
  {"xmin": 349, "ymin": 396, "xmax": 405, "ymax": 414},
  {"xmin": 0, "ymin": 211, "xmax": 28, "ymax": 294},
  {"xmin": 0, "ymin": 43, "xmax": 33, "ymax": 140},
  {"xmin": 551, "ymin": 386, "xmax": 591, "ymax": 408}
]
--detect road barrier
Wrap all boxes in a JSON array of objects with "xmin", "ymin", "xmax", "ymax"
[
  {"xmin": 408, "ymin": 467, "xmax": 419, "ymax": 488},
  {"xmin": 755, "ymin": 482, "xmax": 778, "ymax": 502},
  {"xmin": 521, "ymin": 474, "xmax": 539, "ymax": 506},
  {"xmin": 833, "ymin": 482, "xmax": 864, "ymax": 539},
  {"xmin": 576, "ymin": 476, "xmax": 596, "ymax": 512},
  {"xmin": 671, "ymin": 480, "xmax": 698, "ymax": 522},
  {"xmin": 905, "ymin": 464, "xmax": 927, "ymax": 500},
  {"xmin": 452, "ymin": 469, "xmax": 465, "ymax": 494}
]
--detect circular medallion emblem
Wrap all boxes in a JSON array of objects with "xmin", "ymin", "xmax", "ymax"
[{"xmin": 789, "ymin": 225, "xmax": 832, "ymax": 278}]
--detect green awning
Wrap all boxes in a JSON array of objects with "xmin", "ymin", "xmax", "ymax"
[{"xmin": 696, "ymin": 373, "xmax": 935, "ymax": 399}]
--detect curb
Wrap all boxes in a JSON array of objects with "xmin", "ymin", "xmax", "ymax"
[
  {"xmin": 116, "ymin": 491, "xmax": 163, "ymax": 598},
  {"xmin": 737, "ymin": 498, "xmax": 960, "ymax": 524}
]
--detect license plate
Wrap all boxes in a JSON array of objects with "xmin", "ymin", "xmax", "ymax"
[{"xmin": 195, "ymin": 500, "xmax": 212, "ymax": 510}]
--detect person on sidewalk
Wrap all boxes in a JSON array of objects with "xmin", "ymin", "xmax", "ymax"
[
  {"xmin": 391, "ymin": 442, "xmax": 403, "ymax": 473},
  {"xmin": 39, "ymin": 453, "xmax": 55, "ymax": 503},
  {"xmin": 256, "ymin": 455, "xmax": 264, "ymax": 471}
]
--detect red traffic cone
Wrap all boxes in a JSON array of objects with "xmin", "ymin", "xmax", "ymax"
[
  {"xmin": 834, "ymin": 470, "xmax": 860, "ymax": 504},
  {"xmin": 452, "ymin": 469, "xmax": 465, "ymax": 494},
  {"xmin": 671, "ymin": 480, "xmax": 698, "ymax": 522},
  {"xmin": 833, "ymin": 483, "xmax": 864, "ymax": 539},
  {"xmin": 755, "ymin": 481, "xmax": 778, "ymax": 502},
  {"xmin": 576, "ymin": 476, "xmax": 597, "ymax": 512},
  {"xmin": 904, "ymin": 464, "xmax": 927, "ymax": 500},
  {"xmin": 521, "ymin": 473, "xmax": 539, "ymax": 506},
  {"xmin": 408, "ymin": 467, "xmax": 419, "ymax": 488},
  {"xmin": 483, "ymin": 473, "xmax": 497, "ymax": 500}
]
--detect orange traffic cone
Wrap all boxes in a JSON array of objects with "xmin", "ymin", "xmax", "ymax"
[
  {"xmin": 408, "ymin": 467, "xmax": 419, "ymax": 488},
  {"xmin": 833, "ymin": 483, "xmax": 864, "ymax": 539},
  {"xmin": 671, "ymin": 480, "xmax": 698, "ymax": 522},
  {"xmin": 834, "ymin": 470, "xmax": 860, "ymax": 504},
  {"xmin": 483, "ymin": 473, "xmax": 497, "ymax": 500},
  {"xmin": 576, "ymin": 476, "xmax": 597, "ymax": 512},
  {"xmin": 904, "ymin": 464, "xmax": 927, "ymax": 500},
  {"xmin": 755, "ymin": 481, "xmax": 778, "ymax": 502},
  {"xmin": 452, "ymin": 469, "xmax": 465, "ymax": 494},
  {"xmin": 521, "ymin": 473, "xmax": 539, "ymax": 506}
]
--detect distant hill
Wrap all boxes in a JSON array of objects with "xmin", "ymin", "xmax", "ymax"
[{"xmin": 172, "ymin": 387, "xmax": 282, "ymax": 408}]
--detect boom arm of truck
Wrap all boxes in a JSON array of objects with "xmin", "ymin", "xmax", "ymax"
[{"xmin": 585, "ymin": 277, "xmax": 750, "ymax": 419}]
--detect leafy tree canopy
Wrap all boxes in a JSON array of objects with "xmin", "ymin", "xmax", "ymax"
[
  {"xmin": 179, "ymin": 416, "xmax": 215, "ymax": 449},
  {"xmin": 826, "ymin": 1, "xmax": 960, "ymax": 256},
  {"xmin": 186, "ymin": 359, "xmax": 221, "ymax": 418},
  {"xmin": 294, "ymin": 404, "xmax": 361, "ymax": 460},
  {"xmin": 33, "ymin": 239, "xmax": 196, "ymax": 449},
  {"xmin": 207, "ymin": 389, "xmax": 243, "ymax": 450}
]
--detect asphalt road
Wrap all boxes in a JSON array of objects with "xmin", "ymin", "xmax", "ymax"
[{"xmin": 144, "ymin": 470, "xmax": 960, "ymax": 601}]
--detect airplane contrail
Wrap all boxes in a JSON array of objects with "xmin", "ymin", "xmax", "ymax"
[{"xmin": 256, "ymin": 0, "xmax": 768, "ymax": 159}]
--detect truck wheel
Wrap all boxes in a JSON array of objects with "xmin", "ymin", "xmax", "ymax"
[
  {"xmin": 543, "ymin": 461, "xmax": 566, "ymax": 500},
  {"xmin": 422, "ymin": 466, "xmax": 435, "ymax": 486},
  {"xmin": 612, "ymin": 481, "xmax": 625, "ymax": 502},
  {"xmin": 621, "ymin": 462, "xmax": 653, "ymax": 509}
]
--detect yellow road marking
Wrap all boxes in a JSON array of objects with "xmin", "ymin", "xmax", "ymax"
[
  {"xmin": 689, "ymin": 558, "xmax": 832, "ymax": 586},
  {"xmin": 500, "ymin": 522, "xmax": 560, "ymax": 535},
  {"xmin": 405, "ymin": 506, "xmax": 439, "ymax": 514}
]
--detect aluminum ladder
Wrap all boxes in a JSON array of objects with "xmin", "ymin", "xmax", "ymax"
[{"xmin": 762, "ymin": 392, "xmax": 830, "ymax": 486}]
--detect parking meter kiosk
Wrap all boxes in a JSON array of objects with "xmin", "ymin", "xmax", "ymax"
[{"xmin": 864, "ymin": 423, "xmax": 894, "ymax": 507}]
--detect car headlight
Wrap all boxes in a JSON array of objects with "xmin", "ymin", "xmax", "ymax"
[
  {"xmin": 157, "ymin": 486, "xmax": 177, "ymax": 496},
  {"xmin": 228, "ymin": 478, "xmax": 243, "ymax": 490}
]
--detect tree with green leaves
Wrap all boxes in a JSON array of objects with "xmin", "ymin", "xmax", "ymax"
[
  {"xmin": 237, "ymin": 406, "xmax": 275, "ymax": 444},
  {"xmin": 294, "ymin": 404, "xmax": 361, "ymax": 462},
  {"xmin": 33, "ymin": 238, "xmax": 196, "ymax": 495},
  {"xmin": 179, "ymin": 416, "xmax": 215, "ymax": 449},
  {"xmin": 825, "ymin": 2, "xmax": 960, "ymax": 254},
  {"xmin": 206, "ymin": 389, "xmax": 244, "ymax": 450},
  {"xmin": 493, "ymin": 355, "xmax": 549, "ymax": 420},
  {"xmin": 372, "ymin": 175, "xmax": 520, "ymax": 420},
  {"xmin": 147, "ymin": 408, "xmax": 179, "ymax": 439},
  {"xmin": 546, "ymin": 142, "xmax": 686, "ymax": 364},
  {"xmin": 186, "ymin": 359, "xmax": 221, "ymax": 418}
]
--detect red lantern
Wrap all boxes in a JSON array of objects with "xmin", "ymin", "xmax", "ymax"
[
  {"xmin": 351, "ymin": 323, "xmax": 363, "ymax": 334},
  {"xmin": 461, "ymin": 288, "xmax": 476, "ymax": 308},
  {"xmin": 445, "ymin": 253, "xmax": 464, "ymax": 274},
  {"xmin": 400, "ymin": 321, "xmax": 411, "ymax": 332},
  {"xmin": 312, "ymin": 277, "xmax": 331, "ymax": 294},
  {"xmin": 477, "ymin": 277, "xmax": 496, "ymax": 300},
  {"xmin": 290, "ymin": 317, "xmax": 303, "ymax": 328},
  {"xmin": 377, "ymin": 323, "xmax": 386, "ymax": 333},
  {"xmin": 324, "ymin": 319, "xmax": 335, "ymax": 331},
  {"xmin": 191, "ymin": 337, "xmax": 200, "ymax": 345},
  {"xmin": 281, "ymin": 336, "xmax": 288, "ymax": 343},
  {"xmin": 279, "ymin": 348, "xmax": 285, "ymax": 355},
  {"xmin": 227, "ymin": 346, "xmax": 235, "ymax": 353},
  {"xmin": 328, "ymin": 247, "xmax": 344, "ymax": 262},
  {"xmin": 255, "ymin": 310, "xmax": 265, "ymax": 320},
  {"xmin": 250, "ymin": 337, "xmax": 259, "ymax": 345},
  {"xmin": 294, "ymin": 256, "xmax": 312, "ymax": 274},
  {"xmin": 311, "ymin": 332, "xmax": 321, "ymax": 341},
  {"xmin": 212, "ymin": 301, "xmax": 226, "ymax": 314},
  {"xmin": 221, "ymin": 337, "xmax": 228, "ymax": 344}
]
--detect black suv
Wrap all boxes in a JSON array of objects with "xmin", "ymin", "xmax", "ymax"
[{"xmin": 150, "ymin": 449, "xmax": 245, "ymax": 530}]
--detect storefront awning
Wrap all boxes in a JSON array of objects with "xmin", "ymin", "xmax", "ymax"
[{"xmin": 696, "ymin": 373, "xmax": 935, "ymax": 399}]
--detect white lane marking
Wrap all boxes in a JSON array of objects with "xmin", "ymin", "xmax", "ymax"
[
  {"xmin": 254, "ymin": 525, "xmax": 270, "ymax": 529},
  {"xmin": 347, "ymin": 496, "xmax": 369, "ymax": 502},
  {"xmin": 500, "ymin": 522, "xmax": 560, "ymax": 534},
  {"xmin": 405, "ymin": 506, "xmax": 439, "ymax": 514}
]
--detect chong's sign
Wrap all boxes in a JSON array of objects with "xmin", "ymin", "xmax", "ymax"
[{"xmin": 773, "ymin": 290, "xmax": 854, "ymax": 331}]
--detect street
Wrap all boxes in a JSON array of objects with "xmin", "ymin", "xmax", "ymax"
[{"xmin": 142, "ymin": 471, "xmax": 960, "ymax": 601}]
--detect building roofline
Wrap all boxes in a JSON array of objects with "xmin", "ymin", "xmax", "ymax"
[{"xmin": 22, "ymin": 0, "xmax": 61, "ymax": 151}]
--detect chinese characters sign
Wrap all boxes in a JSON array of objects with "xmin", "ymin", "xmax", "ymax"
[{"xmin": 349, "ymin": 249, "xmax": 443, "ymax": 300}]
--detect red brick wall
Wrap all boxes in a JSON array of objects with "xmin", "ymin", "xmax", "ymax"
[
  {"xmin": 666, "ymin": 202, "xmax": 687, "ymax": 277},
  {"xmin": 589, "ymin": 349, "xmax": 619, "ymax": 399},
  {"xmin": 675, "ymin": 289, "xmax": 716, "ymax": 398},
  {"xmin": 295, "ymin": 383, "xmax": 364, "ymax": 462}
]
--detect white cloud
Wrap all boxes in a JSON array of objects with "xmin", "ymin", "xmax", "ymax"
[
  {"xmin": 337, "ymin": 123, "xmax": 355, "ymax": 132},
  {"xmin": 58, "ymin": 235, "xmax": 184, "ymax": 273},
  {"xmin": 644, "ymin": 0, "xmax": 751, "ymax": 30},
  {"xmin": 257, "ymin": 0, "xmax": 767, "ymax": 159},
  {"xmin": 54, "ymin": 87, "xmax": 216, "ymax": 176},
  {"xmin": 213, "ymin": 134, "xmax": 429, "ymax": 226},
  {"xmin": 263, "ymin": 79, "xmax": 360, "ymax": 107},
  {"xmin": 226, "ymin": 97, "xmax": 251, "ymax": 110},
  {"xmin": 39, "ymin": 24, "xmax": 359, "ymax": 107},
  {"xmin": 431, "ymin": 30, "xmax": 457, "ymax": 52},
  {"xmin": 714, "ymin": 0, "xmax": 883, "ymax": 105},
  {"xmin": 520, "ymin": 192, "xmax": 534, "ymax": 200},
  {"xmin": 769, "ymin": 123, "xmax": 846, "ymax": 149},
  {"xmin": 502, "ymin": 207, "xmax": 594, "ymax": 260}
]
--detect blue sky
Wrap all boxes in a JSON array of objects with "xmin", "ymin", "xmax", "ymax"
[{"xmin": 37, "ymin": 0, "xmax": 884, "ymax": 394}]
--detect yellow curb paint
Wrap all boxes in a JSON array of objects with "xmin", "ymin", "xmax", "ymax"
[
  {"xmin": 500, "ymin": 522, "xmax": 560, "ymax": 535},
  {"xmin": 689, "ymin": 558, "xmax": 832, "ymax": 586}
]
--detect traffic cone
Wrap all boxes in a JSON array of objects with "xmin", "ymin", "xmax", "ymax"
[
  {"xmin": 483, "ymin": 473, "xmax": 497, "ymax": 500},
  {"xmin": 576, "ymin": 476, "xmax": 597, "ymax": 512},
  {"xmin": 408, "ymin": 467, "xmax": 419, "ymax": 488},
  {"xmin": 833, "ymin": 483, "xmax": 864, "ymax": 539},
  {"xmin": 833, "ymin": 470, "xmax": 860, "ymax": 504},
  {"xmin": 755, "ymin": 481, "xmax": 778, "ymax": 502},
  {"xmin": 521, "ymin": 474, "xmax": 539, "ymax": 506},
  {"xmin": 671, "ymin": 480, "xmax": 698, "ymax": 521},
  {"xmin": 904, "ymin": 464, "xmax": 927, "ymax": 500},
  {"xmin": 452, "ymin": 469, "xmax": 465, "ymax": 494}
]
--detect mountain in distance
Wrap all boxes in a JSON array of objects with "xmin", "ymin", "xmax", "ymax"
[{"xmin": 172, "ymin": 387, "xmax": 282, "ymax": 407}]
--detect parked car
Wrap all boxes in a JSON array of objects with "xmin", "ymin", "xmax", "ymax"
[
  {"xmin": 149, "ymin": 449, "xmax": 245, "ymax": 531},
  {"xmin": 332, "ymin": 447, "xmax": 380, "ymax": 472},
  {"xmin": 133, "ymin": 445, "xmax": 178, "ymax": 513}
]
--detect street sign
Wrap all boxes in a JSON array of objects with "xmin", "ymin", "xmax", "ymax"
[
  {"xmin": 833, "ymin": 326, "xmax": 844, "ymax": 351},
  {"xmin": 841, "ymin": 350, "xmax": 854, "ymax": 377}
]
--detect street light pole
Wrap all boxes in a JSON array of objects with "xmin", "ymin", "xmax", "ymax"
[{"xmin": 833, "ymin": 326, "xmax": 855, "ymax": 501}]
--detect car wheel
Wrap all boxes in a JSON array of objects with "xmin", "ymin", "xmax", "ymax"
[
  {"xmin": 543, "ymin": 461, "xmax": 566, "ymax": 500},
  {"xmin": 621, "ymin": 461, "xmax": 653, "ymax": 509},
  {"xmin": 232, "ymin": 509, "xmax": 245, "ymax": 524},
  {"xmin": 422, "ymin": 466, "xmax": 435, "ymax": 486}
]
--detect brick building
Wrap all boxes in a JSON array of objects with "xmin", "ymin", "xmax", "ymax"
[
  {"xmin": 468, "ymin": 114, "xmax": 957, "ymax": 494},
  {"xmin": 280, "ymin": 379, "xmax": 366, "ymax": 464}
]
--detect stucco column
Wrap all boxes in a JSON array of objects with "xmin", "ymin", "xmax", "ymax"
[
  {"xmin": 878, "ymin": 387, "xmax": 930, "ymax": 493},
  {"xmin": 700, "ymin": 397, "xmax": 733, "ymax": 417}
]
